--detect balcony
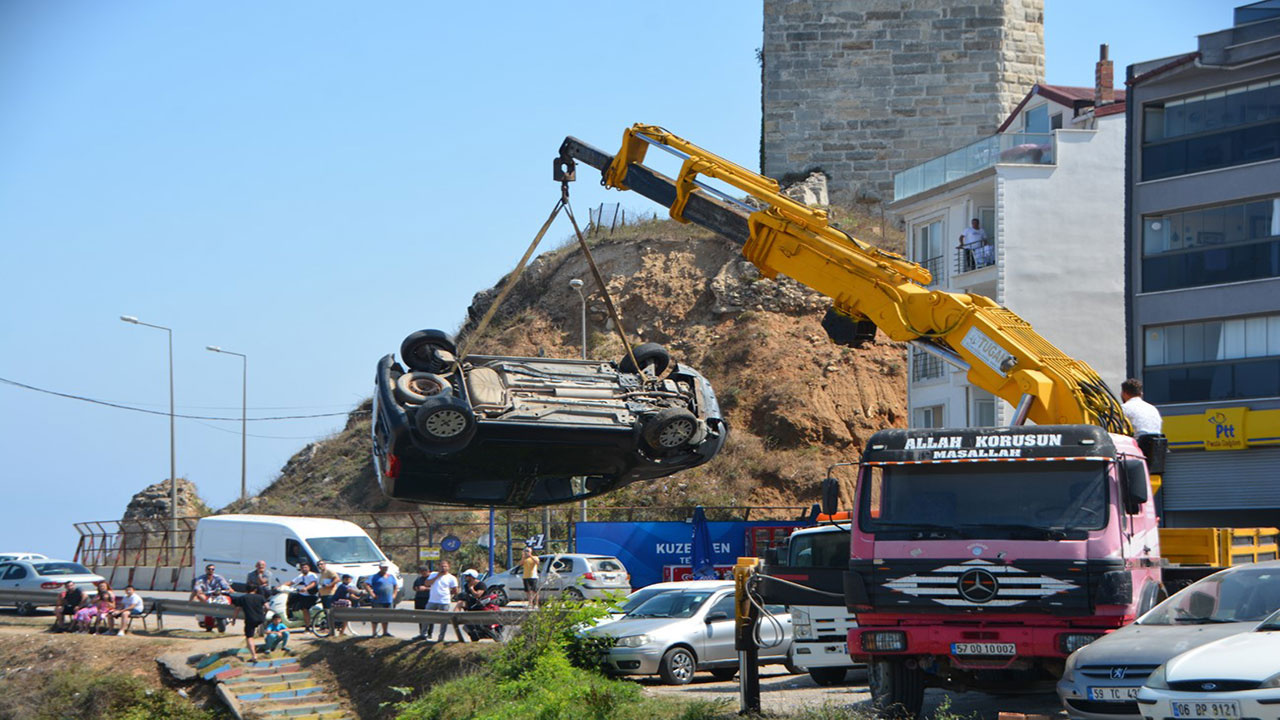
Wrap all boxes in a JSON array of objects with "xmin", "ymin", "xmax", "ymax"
[
  {"xmin": 954, "ymin": 242, "xmax": 996, "ymax": 275},
  {"xmin": 894, "ymin": 132, "xmax": 1056, "ymax": 202}
]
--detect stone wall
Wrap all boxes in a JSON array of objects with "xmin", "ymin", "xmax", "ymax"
[{"xmin": 762, "ymin": 0, "xmax": 1044, "ymax": 203}]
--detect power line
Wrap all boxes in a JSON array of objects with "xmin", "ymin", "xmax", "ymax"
[
  {"xmin": 191, "ymin": 419, "xmax": 336, "ymax": 440},
  {"xmin": 0, "ymin": 376, "xmax": 370, "ymax": 421}
]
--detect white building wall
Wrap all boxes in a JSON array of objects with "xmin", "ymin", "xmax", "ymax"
[{"xmin": 998, "ymin": 118, "xmax": 1127, "ymax": 395}]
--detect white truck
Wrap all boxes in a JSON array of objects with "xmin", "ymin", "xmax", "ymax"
[{"xmin": 783, "ymin": 523, "xmax": 861, "ymax": 686}]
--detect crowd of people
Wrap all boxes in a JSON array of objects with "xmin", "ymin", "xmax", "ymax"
[{"xmin": 53, "ymin": 580, "xmax": 146, "ymax": 635}]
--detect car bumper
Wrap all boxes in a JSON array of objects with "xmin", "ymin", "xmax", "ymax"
[
  {"xmin": 1138, "ymin": 688, "xmax": 1280, "ymax": 720},
  {"xmin": 1057, "ymin": 680, "xmax": 1143, "ymax": 720},
  {"xmin": 602, "ymin": 646, "xmax": 667, "ymax": 675},
  {"xmin": 791, "ymin": 640, "xmax": 858, "ymax": 669}
]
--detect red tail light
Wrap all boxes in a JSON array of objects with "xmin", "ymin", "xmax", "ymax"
[
  {"xmin": 582, "ymin": 572, "xmax": 597, "ymax": 581},
  {"xmin": 385, "ymin": 454, "xmax": 400, "ymax": 479},
  {"xmin": 41, "ymin": 582, "xmax": 61, "ymax": 589}
]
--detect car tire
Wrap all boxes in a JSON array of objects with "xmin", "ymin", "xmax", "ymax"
[
  {"xmin": 413, "ymin": 396, "xmax": 476, "ymax": 444},
  {"xmin": 15, "ymin": 602, "xmax": 34, "ymax": 616},
  {"xmin": 808, "ymin": 667, "xmax": 848, "ymax": 686},
  {"xmin": 869, "ymin": 659, "xmax": 925, "ymax": 719},
  {"xmin": 618, "ymin": 342, "xmax": 670, "ymax": 376},
  {"xmin": 710, "ymin": 667, "xmax": 737, "ymax": 682},
  {"xmin": 395, "ymin": 372, "xmax": 452, "ymax": 405},
  {"xmin": 642, "ymin": 407, "xmax": 701, "ymax": 454},
  {"xmin": 563, "ymin": 587, "xmax": 585, "ymax": 601},
  {"xmin": 492, "ymin": 586, "xmax": 509, "ymax": 606},
  {"xmin": 659, "ymin": 646, "xmax": 697, "ymax": 685},
  {"xmin": 401, "ymin": 329, "xmax": 457, "ymax": 373}
]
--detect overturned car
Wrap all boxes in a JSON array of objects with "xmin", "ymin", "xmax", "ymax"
[{"xmin": 373, "ymin": 329, "xmax": 727, "ymax": 508}]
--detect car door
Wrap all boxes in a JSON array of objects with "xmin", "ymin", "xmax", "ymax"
[
  {"xmin": 504, "ymin": 566, "xmax": 525, "ymax": 600},
  {"xmin": 542, "ymin": 556, "xmax": 573, "ymax": 595},
  {"xmin": 0, "ymin": 564, "xmax": 16, "ymax": 589},
  {"xmin": 700, "ymin": 592, "xmax": 738, "ymax": 665}
]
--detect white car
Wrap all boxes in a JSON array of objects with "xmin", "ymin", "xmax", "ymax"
[
  {"xmin": 0, "ymin": 552, "xmax": 48, "ymax": 563},
  {"xmin": 1137, "ymin": 608, "xmax": 1280, "ymax": 720}
]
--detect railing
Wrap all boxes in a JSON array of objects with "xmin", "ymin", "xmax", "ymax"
[
  {"xmin": 911, "ymin": 350, "xmax": 944, "ymax": 382},
  {"xmin": 894, "ymin": 132, "xmax": 1056, "ymax": 201},
  {"xmin": 919, "ymin": 255, "xmax": 944, "ymax": 287},
  {"xmin": 954, "ymin": 243, "xmax": 996, "ymax": 275}
]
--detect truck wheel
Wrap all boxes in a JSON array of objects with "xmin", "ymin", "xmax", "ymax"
[
  {"xmin": 808, "ymin": 666, "xmax": 849, "ymax": 686},
  {"xmin": 869, "ymin": 659, "xmax": 925, "ymax": 719},
  {"xmin": 401, "ymin": 329, "xmax": 457, "ymax": 373},
  {"xmin": 619, "ymin": 342, "xmax": 670, "ymax": 376},
  {"xmin": 658, "ymin": 646, "xmax": 697, "ymax": 685},
  {"xmin": 642, "ymin": 408, "xmax": 701, "ymax": 455}
]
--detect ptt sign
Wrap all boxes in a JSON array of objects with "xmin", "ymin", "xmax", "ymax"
[{"xmin": 1204, "ymin": 408, "xmax": 1247, "ymax": 451}]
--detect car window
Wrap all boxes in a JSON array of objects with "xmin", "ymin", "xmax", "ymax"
[
  {"xmin": 4, "ymin": 565, "xmax": 28, "ymax": 580},
  {"xmin": 619, "ymin": 587, "xmax": 667, "ymax": 614},
  {"xmin": 550, "ymin": 558, "xmax": 573, "ymax": 574},
  {"xmin": 1142, "ymin": 566, "xmax": 1280, "ymax": 624},
  {"xmin": 31, "ymin": 562, "xmax": 90, "ymax": 576},
  {"xmin": 590, "ymin": 558, "xmax": 625, "ymax": 572},
  {"xmin": 626, "ymin": 590, "xmax": 716, "ymax": 619},
  {"xmin": 706, "ymin": 594, "xmax": 735, "ymax": 620}
]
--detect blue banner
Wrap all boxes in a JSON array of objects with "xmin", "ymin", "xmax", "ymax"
[{"xmin": 576, "ymin": 520, "xmax": 803, "ymax": 588}]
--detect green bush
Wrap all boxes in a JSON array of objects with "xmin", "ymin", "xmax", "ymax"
[{"xmin": 0, "ymin": 669, "xmax": 215, "ymax": 720}]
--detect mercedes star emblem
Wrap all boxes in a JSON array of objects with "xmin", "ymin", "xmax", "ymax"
[{"xmin": 957, "ymin": 567, "xmax": 999, "ymax": 603}]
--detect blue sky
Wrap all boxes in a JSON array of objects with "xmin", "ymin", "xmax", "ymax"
[{"xmin": 0, "ymin": 1, "xmax": 1241, "ymax": 557}]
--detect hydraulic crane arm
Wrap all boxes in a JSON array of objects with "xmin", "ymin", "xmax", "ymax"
[{"xmin": 556, "ymin": 125, "xmax": 1130, "ymax": 434}]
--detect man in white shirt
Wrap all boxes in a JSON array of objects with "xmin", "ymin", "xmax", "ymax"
[
  {"xmin": 1121, "ymin": 378, "xmax": 1163, "ymax": 436},
  {"xmin": 958, "ymin": 218, "xmax": 991, "ymax": 270},
  {"xmin": 284, "ymin": 562, "xmax": 320, "ymax": 627},
  {"xmin": 114, "ymin": 585, "xmax": 145, "ymax": 636},
  {"xmin": 418, "ymin": 560, "xmax": 459, "ymax": 642}
]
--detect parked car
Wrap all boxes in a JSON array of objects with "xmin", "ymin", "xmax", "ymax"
[
  {"xmin": 0, "ymin": 552, "xmax": 48, "ymax": 563},
  {"xmin": 1136, "ymin": 607, "xmax": 1280, "ymax": 720},
  {"xmin": 0, "ymin": 559, "xmax": 106, "ymax": 615},
  {"xmin": 487, "ymin": 554, "xmax": 630, "ymax": 604},
  {"xmin": 583, "ymin": 581, "xmax": 794, "ymax": 685},
  {"xmin": 1058, "ymin": 560, "xmax": 1280, "ymax": 720},
  {"xmin": 372, "ymin": 331, "xmax": 727, "ymax": 508}
]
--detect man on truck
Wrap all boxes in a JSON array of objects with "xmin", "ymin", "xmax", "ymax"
[{"xmin": 1120, "ymin": 378, "xmax": 1162, "ymax": 436}]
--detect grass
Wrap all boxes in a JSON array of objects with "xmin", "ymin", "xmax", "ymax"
[{"xmin": 0, "ymin": 668, "xmax": 222, "ymax": 720}]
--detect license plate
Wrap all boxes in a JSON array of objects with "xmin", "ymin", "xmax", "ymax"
[
  {"xmin": 1088, "ymin": 686, "xmax": 1139, "ymax": 701},
  {"xmin": 1172, "ymin": 700, "xmax": 1240, "ymax": 719},
  {"xmin": 951, "ymin": 642, "xmax": 1016, "ymax": 655}
]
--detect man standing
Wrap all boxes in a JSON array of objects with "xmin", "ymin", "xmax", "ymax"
[
  {"xmin": 422, "ymin": 560, "xmax": 459, "ymax": 642},
  {"xmin": 229, "ymin": 592, "xmax": 269, "ymax": 662},
  {"xmin": 245, "ymin": 560, "xmax": 274, "ymax": 599},
  {"xmin": 1121, "ymin": 378, "xmax": 1164, "ymax": 436},
  {"xmin": 316, "ymin": 560, "xmax": 340, "ymax": 611},
  {"xmin": 366, "ymin": 562, "xmax": 400, "ymax": 638},
  {"xmin": 521, "ymin": 547, "xmax": 541, "ymax": 609},
  {"xmin": 54, "ymin": 580, "xmax": 85, "ymax": 628},
  {"xmin": 957, "ymin": 218, "xmax": 990, "ymax": 271},
  {"xmin": 284, "ymin": 562, "xmax": 319, "ymax": 627},
  {"xmin": 412, "ymin": 566, "xmax": 433, "ymax": 640}
]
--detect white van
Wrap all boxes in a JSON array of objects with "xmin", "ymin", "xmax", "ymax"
[{"xmin": 192, "ymin": 514, "xmax": 400, "ymax": 590}]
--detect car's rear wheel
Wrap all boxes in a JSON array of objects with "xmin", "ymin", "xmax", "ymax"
[
  {"xmin": 492, "ymin": 586, "xmax": 509, "ymax": 606},
  {"xmin": 395, "ymin": 372, "xmax": 452, "ymax": 404},
  {"xmin": 15, "ymin": 602, "xmax": 34, "ymax": 616},
  {"xmin": 401, "ymin": 329, "xmax": 457, "ymax": 373},
  {"xmin": 563, "ymin": 587, "xmax": 584, "ymax": 601},
  {"xmin": 618, "ymin": 342, "xmax": 670, "ymax": 376},
  {"xmin": 643, "ymin": 408, "xmax": 702, "ymax": 454},
  {"xmin": 659, "ymin": 646, "xmax": 697, "ymax": 685},
  {"xmin": 415, "ymin": 402, "xmax": 474, "ymax": 441}
]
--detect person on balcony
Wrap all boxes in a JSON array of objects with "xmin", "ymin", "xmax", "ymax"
[{"xmin": 958, "ymin": 218, "xmax": 992, "ymax": 271}]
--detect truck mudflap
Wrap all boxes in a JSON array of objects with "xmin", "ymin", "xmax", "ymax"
[{"xmin": 850, "ymin": 619, "xmax": 1115, "ymax": 670}]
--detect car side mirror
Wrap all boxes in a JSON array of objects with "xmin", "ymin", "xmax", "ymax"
[
  {"xmin": 1122, "ymin": 457, "xmax": 1149, "ymax": 513},
  {"xmin": 705, "ymin": 611, "xmax": 730, "ymax": 623},
  {"xmin": 820, "ymin": 477, "xmax": 840, "ymax": 516}
]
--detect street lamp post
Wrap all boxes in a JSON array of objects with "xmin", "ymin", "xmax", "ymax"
[
  {"xmin": 207, "ymin": 346, "xmax": 248, "ymax": 502},
  {"xmin": 569, "ymin": 279, "xmax": 588, "ymax": 530},
  {"xmin": 120, "ymin": 315, "xmax": 178, "ymax": 542}
]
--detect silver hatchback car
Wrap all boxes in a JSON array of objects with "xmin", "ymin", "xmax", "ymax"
[
  {"xmin": 486, "ymin": 554, "xmax": 631, "ymax": 604},
  {"xmin": 1058, "ymin": 561, "xmax": 1280, "ymax": 720},
  {"xmin": 584, "ymin": 581, "xmax": 794, "ymax": 685},
  {"xmin": 0, "ymin": 559, "xmax": 106, "ymax": 615}
]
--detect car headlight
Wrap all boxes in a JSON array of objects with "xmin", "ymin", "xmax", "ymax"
[
  {"xmin": 1144, "ymin": 664, "xmax": 1169, "ymax": 690},
  {"xmin": 614, "ymin": 634, "xmax": 651, "ymax": 648},
  {"xmin": 1261, "ymin": 671, "xmax": 1280, "ymax": 689}
]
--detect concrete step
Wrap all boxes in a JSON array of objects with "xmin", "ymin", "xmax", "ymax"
[
  {"xmin": 235, "ymin": 685, "xmax": 326, "ymax": 703},
  {"xmin": 255, "ymin": 701, "xmax": 341, "ymax": 717},
  {"xmin": 224, "ymin": 670, "xmax": 312, "ymax": 686},
  {"xmin": 229, "ymin": 678, "xmax": 319, "ymax": 697}
]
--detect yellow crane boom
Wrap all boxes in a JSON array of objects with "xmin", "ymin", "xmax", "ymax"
[{"xmin": 557, "ymin": 124, "xmax": 1130, "ymax": 433}]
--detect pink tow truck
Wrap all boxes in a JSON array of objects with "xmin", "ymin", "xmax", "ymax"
[{"xmin": 843, "ymin": 425, "xmax": 1165, "ymax": 716}]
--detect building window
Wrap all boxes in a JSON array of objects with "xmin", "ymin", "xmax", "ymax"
[
  {"xmin": 1141, "ymin": 79, "xmax": 1280, "ymax": 181},
  {"xmin": 1143, "ymin": 313, "xmax": 1280, "ymax": 403},
  {"xmin": 1024, "ymin": 104, "xmax": 1050, "ymax": 134},
  {"xmin": 913, "ymin": 405, "xmax": 944, "ymax": 429},
  {"xmin": 1141, "ymin": 197, "xmax": 1280, "ymax": 291},
  {"xmin": 913, "ymin": 219, "xmax": 945, "ymax": 286},
  {"xmin": 973, "ymin": 397, "xmax": 996, "ymax": 427},
  {"xmin": 911, "ymin": 349, "xmax": 944, "ymax": 382}
]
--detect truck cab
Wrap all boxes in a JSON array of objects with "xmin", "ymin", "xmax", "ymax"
[
  {"xmin": 782, "ymin": 523, "xmax": 862, "ymax": 686},
  {"xmin": 844, "ymin": 425, "xmax": 1162, "ymax": 715}
]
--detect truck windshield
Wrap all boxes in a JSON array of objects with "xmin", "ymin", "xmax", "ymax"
[
  {"xmin": 307, "ymin": 536, "xmax": 385, "ymax": 564},
  {"xmin": 859, "ymin": 461, "xmax": 1109, "ymax": 539},
  {"xmin": 788, "ymin": 530, "xmax": 851, "ymax": 567}
]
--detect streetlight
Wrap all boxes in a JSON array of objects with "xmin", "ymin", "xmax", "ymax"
[
  {"xmin": 569, "ymin": 278, "xmax": 588, "ymax": 529},
  {"xmin": 207, "ymin": 346, "xmax": 247, "ymax": 502},
  {"xmin": 120, "ymin": 315, "xmax": 177, "ymax": 541}
]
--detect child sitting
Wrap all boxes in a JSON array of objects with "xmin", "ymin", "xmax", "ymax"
[
  {"xmin": 263, "ymin": 613, "xmax": 290, "ymax": 653},
  {"xmin": 72, "ymin": 602, "xmax": 100, "ymax": 633}
]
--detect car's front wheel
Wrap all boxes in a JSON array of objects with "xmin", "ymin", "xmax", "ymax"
[
  {"xmin": 401, "ymin": 329, "xmax": 457, "ymax": 373},
  {"xmin": 618, "ymin": 342, "xmax": 670, "ymax": 376},
  {"xmin": 659, "ymin": 646, "xmax": 697, "ymax": 685},
  {"xmin": 413, "ymin": 396, "xmax": 476, "ymax": 445},
  {"xmin": 15, "ymin": 602, "xmax": 34, "ymax": 616}
]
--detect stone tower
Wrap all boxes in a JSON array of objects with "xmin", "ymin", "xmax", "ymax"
[{"xmin": 762, "ymin": 0, "xmax": 1044, "ymax": 203}]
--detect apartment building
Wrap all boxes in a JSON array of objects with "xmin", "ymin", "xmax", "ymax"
[
  {"xmin": 1126, "ymin": 2, "xmax": 1280, "ymax": 527},
  {"xmin": 890, "ymin": 51, "xmax": 1127, "ymax": 429}
]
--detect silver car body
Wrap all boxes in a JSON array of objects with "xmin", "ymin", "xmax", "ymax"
[
  {"xmin": 0, "ymin": 559, "xmax": 107, "ymax": 611},
  {"xmin": 1058, "ymin": 561, "xmax": 1280, "ymax": 720},
  {"xmin": 488, "ymin": 554, "xmax": 631, "ymax": 603},
  {"xmin": 585, "ymin": 581, "xmax": 794, "ymax": 681}
]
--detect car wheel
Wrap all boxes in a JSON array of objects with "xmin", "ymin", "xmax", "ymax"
[
  {"xmin": 642, "ymin": 407, "xmax": 701, "ymax": 454},
  {"xmin": 15, "ymin": 602, "xmax": 34, "ymax": 616},
  {"xmin": 659, "ymin": 646, "xmax": 697, "ymax": 685},
  {"xmin": 395, "ymin": 372, "xmax": 452, "ymax": 405},
  {"xmin": 710, "ymin": 667, "xmax": 737, "ymax": 682},
  {"xmin": 413, "ymin": 396, "xmax": 476, "ymax": 444},
  {"xmin": 401, "ymin": 329, "xmax": 457, "ymax": 373},
  {"xmin": 808, "ymin": 666, "xmax": 848, "ymax": 686},
  {"xmin": 563, "ymin": 587, "xmax": 585, "ymax": 601},
  {"xmin": 618, "ymin": 342, "xmax": 670, "ymax": 376},
  {"xmin": 492, "ymin": 586, "xmax": 509, "ymax": 606}
]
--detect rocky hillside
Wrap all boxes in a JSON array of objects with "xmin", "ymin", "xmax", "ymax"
[{"xmin": 224, "ymin": 204, "xmax": 907, "ymax": 515}]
